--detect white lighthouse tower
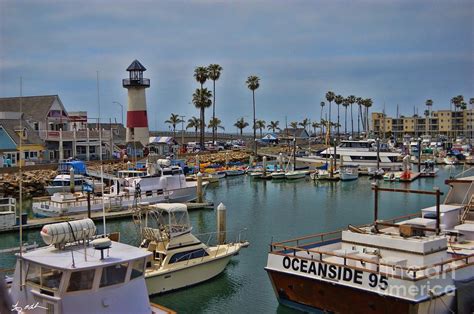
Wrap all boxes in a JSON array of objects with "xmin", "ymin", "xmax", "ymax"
[{"xmin": 123, "ymin": 60, "xmax": 150, "ymax": 146}]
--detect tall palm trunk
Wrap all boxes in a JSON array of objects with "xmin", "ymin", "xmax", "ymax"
[
  {"xmin": 344, "ymin": 106, "xmax": 347, "ymax": 134},
  {"xmin": 337, "ymin": 105, "xmax": 340, "ymax": 136},
  {"xmin": 212, "ymin": 80, "xmax": 216, "ymax": 144},
  {"xmin": 253, "ymin": 90, "xmax": 257, "ymax": 156},
  {"xmin": 195, "ymin": 127, "xmax": 198, "ymax": 142},
  {"xmin": 320, "ymin": 107, "xmax": 323, "ymax": 136},
  {"xmin": 199, "ymin": 83, "xmax": 205, "ymax": 148},
  {"xmin": 366, "ymin": 107, "xmax": 369, "ymax": 138},
  {"xmin": 357, "ymin": 105, "xmax": 362, "ymax": 135},
  {"xmin": 328, "ymin": 101, "xmax": 332, "ymax": 135},
  {"xmin": 350, "ymin": 104, "xmax": 354, "ymax": 137}
]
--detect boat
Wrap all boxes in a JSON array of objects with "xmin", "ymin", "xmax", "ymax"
[
  {"xmin": 339, "ymin": 165, "xmax": 359, "ymax": 181},
  {"xmin": 368, "ymin": 167, "xmax": 384, "ymax": 178},
  {"xmin": 225, "ymin": 168, "xmax": 246, "ymax": 176},
  {"xmin": 419, "ymin": 160, "xmax": 439, "ymax": 177},
  {"xmin": 266, "ymin": 172, "xmax": 474, "ymax": 313},
  {"xmin": 208, "ymin": 170, "xmax": 226, "ymax": 179},
  {"xmin": 135, "ymin": 203, "xmax": 249, "ymax": 295},
  {"xmin": 444, "ymin": 156, "xmax": 457, "ymax": 165},
  {"xmin": 249, "ymin": 171, "xmax": 264, "ymax": 179},
  {"xmin": 8, "ymin": 219, "xmax": 174, "ymax": 314},
  {"xmin": 32, "ymin": 159, "xmax": 205, "ymax": 217},
  {"xmin": 383, "ymin": 172, "xmax": 400, "ymax": 181},
  {"xmin": 271, "ymin": 171, "xmax": 286, "ymax": 179},
  {"xmin": 309, "ymin": 140, "xmax": 403, "ymax": 168},
  {"xmin": 285, "ymin": 170, "xmax": 309, "ymax": 180},
  {"xmin": 0, "ymin": 198, "xmax": 17, "ymax": 231}
]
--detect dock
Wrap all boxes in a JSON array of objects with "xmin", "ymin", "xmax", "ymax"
[
  {"xmin": 398, "ymin": 172, "xmax": 421, "ymax": 182},
  {"xmin": 0, "ymin": 201, "xmax": 214, "ymax": 234}
]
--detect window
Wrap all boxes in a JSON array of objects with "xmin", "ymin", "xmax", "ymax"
[
  {"xmin": 67, "ymin": 269, "xmax": 95, "ymax": 292},
  {"xmin": 26, "ymin": 263, "xmax": 63, "ymax": 291},
  {"xmin": 100, "ymin": 263, "xmax": 128, "ymax": 288},
  {"xmin": 169, "ymin": 248, "xmax": 209, "ymax": 264},
  {"xmin": 130, "ymin": 258, "xmax": 145, "ymax": 280},
  {"xmin": 34, "ymin": 122, "xmax": 39, "ymax": 131},
  {"xmin": 146, "ymin": 190, "xmax": 153, "ymax": 197}
]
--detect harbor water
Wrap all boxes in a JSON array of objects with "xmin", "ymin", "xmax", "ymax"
[{"xmin": 0, "ymin": 166, "xmax": 465, "ymax": 313}]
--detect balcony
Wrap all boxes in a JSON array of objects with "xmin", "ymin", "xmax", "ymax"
[
  {"xmin": 38, "ymin": 130, "xmax": 112, "ymax": 141},
  {"xmin": 122, "ymin": 78, "xmax": 150, "ymax": 88}
]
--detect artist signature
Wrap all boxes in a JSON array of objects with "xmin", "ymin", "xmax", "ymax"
[{"xmin": 11, "ymin": 301, "xmax": 48, "ymax": 313}]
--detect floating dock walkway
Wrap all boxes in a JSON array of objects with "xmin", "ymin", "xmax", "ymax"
[{"xmin": 0, "ymin": 201, "xmax": 214, "ymax": 234}]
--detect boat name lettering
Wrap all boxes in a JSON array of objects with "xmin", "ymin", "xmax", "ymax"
[{"xmin": 282, "ymin": 256, "xmax": 388, "ymax": 290}]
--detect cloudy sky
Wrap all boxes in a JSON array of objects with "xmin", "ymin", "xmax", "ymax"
[{"xmin": 1, "ymin": 0, "xmax": 473, "ymax": 131}]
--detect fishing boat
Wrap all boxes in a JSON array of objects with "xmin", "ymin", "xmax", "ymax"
[
  {"xmin": 340, "ymin": 165, "xmax": 359, "ymax": 181},
  {"xmin": 32, "ymin": 159, "xmax": 205, "ymax": 217},
  {"xmin": 8, "ymin": 219, "xmax": 173, "ymax": 314},
  {"xmin": 266, "ymin": 174, "xmax": 474, "ymax": 313},
  {"xmin": 45, "ymin": 160, "xmax": 104, "ymax": 195},
  {"xmin": 135, "ymin": 203, "xmax": 249, "ymax": 295}
]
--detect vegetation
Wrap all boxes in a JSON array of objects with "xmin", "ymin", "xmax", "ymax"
[
  {"xmin": 255, "ymin": 119, "xmax": 266, "ymax": 137},
  {"xmin": 234, "ymin": 117, "xmax": 249, "ymax": 135},
  {"xmin": 186, "ymin": 116, "xmax": 201, "ymax": 141},
  {"xmin": 246, "ymin": 75, "xmax": 260, "ymax": 156},
  {"xmin": 334, "ymin": 94, "xmax": 343, "ymax": 135},
  {"xmin": 208, "ymin": 117, "xmax": 225, "ymax": 136},
  {"xmin": 208, "ymin": 64, "xmax": 223, "ymax": 143},
  {"xmin": 193, "ymin": 66, "xmax": 210, "ymax": 147},
  {"xmin": 267, "ymin": 120, "xmax": 281, "ymax": 133},
  {"xmin": 165, "ymin": 113, "xmax": 183, "ymax": 137},
  {"xmin": 299, "ymin": 118, "xmax": 310, "ymax": 133},
  {"xmin": 325, "ymin": 91, "xmax": 335, "ymax": 134}
]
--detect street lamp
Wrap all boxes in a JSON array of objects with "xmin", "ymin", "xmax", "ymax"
[
  {"xmin": 180, "ymin": 115, "xmax": 185, "ymax": 155},
  {"xmin": 112, "ymin": 101, "xmax": 123, "ymax": 126}
]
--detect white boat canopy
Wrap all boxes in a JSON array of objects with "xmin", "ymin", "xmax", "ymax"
[{"xmin": 149, "ymin": 203, "xmax": 192, "ymax": 237}]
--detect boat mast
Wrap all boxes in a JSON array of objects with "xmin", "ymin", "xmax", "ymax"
[
  {"xmin": 97, "ymin": 71, "xmax": 106, "ymax": 235},
  {"xmin": 293, "ymin": 137, "xmax": 296, "ymax": 171},
  {"xmin": 19, "ymin": 77, "xmax": 23, "ymax": 290}
]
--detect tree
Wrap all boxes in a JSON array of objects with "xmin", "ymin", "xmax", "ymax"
[
  {"xmin": 234, "ymin": 117, "xmax": 249, "ymax": 136},
  {"xmin": 347, "ymin": 95, "xmax": 356, "ymax": 137},
  {"xmin": 342, "ymin": 98, "xmax": 350, "ymax": 134},
  {"xmin": 290, "ymin": 121, "xmax": 298, "ymax": 130},
  {"xmin": 165, "ymin": 113, "xmax": 184, "ymax": 138},
  {"xmin": 186, "ymin": 116, "xmax": 201, "ymax": 142},
  {"xmin": 325, "ymin": 92, "xmax": 335, "ymax": 135},
  {"xmin": 208, "ymin": 64, "xmax": 223, "ymax": 144},
  {"xmin": 194, "ymin": 66, "xmax": 209, "ymax": 148},
  {"xmin": 299, "ymin": 118, "xmax": 310, "ymax": 133},
  {"xmin": 208, "ymin": 117, "xmax": 225, "ymax": 137},
  {"xmin": 320, "ymin": 118, "xmax": 327, "ymax": 136},
  {"xmin": 192, "ymin": 88, "xmax": 212, "ymax": 147},
  {"xmin": 356, "ymin": 97, "xmax": 363, "ymax": 135},
  {"xmin": 246, "ymin": 75, "xmax": 260, "ymax": 156},
  {"xmin": 311, "ymin": 121, "xmax": 320, "ymax": 135},
  {"xmin": 363, "ymin": 98, "xmax": 373, "ymax": 137},
  {"xmin": 320, "ymin": 101, "xmax": 325, "ymax": 123},
  {"xmin": 255, "ymin": 119, "xmax": 266, "ymax": 137},
  {"xmin": 267, "ymin": 120, "xmax": 281, "ymax": 133},
  {"xmin": 334, "ymin": 94, "xmax": 343, "ymax": 136}
]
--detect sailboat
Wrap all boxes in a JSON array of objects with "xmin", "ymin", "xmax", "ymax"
[{"xmin": 285, "ymin": 139, "xmax": 309, "ymax": 180}]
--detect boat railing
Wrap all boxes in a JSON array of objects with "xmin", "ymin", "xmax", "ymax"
[
  {"xmin": 196, "ymin": 228, "xmax": 248, "ymax": 248},
  {"xmin": 0, "ymin": 198, "xmax": 16, "ymax": 214}
]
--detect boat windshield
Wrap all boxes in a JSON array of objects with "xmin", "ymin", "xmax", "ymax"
[
  {"xmin": 339, "ymin": 141, "xmax": 370, "ymax": 148},
  {"xmin": 158, "ymin": 209, "xmax": 191, "ymax": 236},
  {"xmin": 26, "ymin": 262, "xmax": 63, "ymax": 292}
]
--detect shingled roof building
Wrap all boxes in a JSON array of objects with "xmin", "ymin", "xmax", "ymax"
[{"xmin": 0, "ymin": 95, "xmax": 116, "ymax": 164}]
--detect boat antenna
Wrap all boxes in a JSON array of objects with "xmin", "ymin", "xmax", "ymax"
[
  {"xmin": 19, "ymin": 77, "xmax": 24, "ymax": 290},
  {"xmin": 97, "ymin": 71, "xmax": 106, "ymax": 236}
]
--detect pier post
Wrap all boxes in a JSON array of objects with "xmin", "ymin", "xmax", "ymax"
[
  {"xmin": 197, "ymin": 172, "xmax": 203, "ymax": 203},
  {"xmin": 278, "ymin": 153, "xmax": 283, "ymax": 171},
  {"xmin": 87, "ymin": 191, "xmax": 91, "ymax": 219},
  {"xmin": 373, "ymin": 183, "xmax": 379, "ymax": 231},
  {"xmin": 73, "ymin": 128, "xmax": 77, "ymax": 159},
  {"xmin": 217, "ymin": 202, "xmax": 226, "ymax": 244},
  {"xmin": 417, "ymin": 138, "xmax": 422, "ymax": 173},
  {"xmin": 263, "ymin": 156, "xmax": 267, "ymax": 176},
  {"xmin": 435, "ymin": 187, "xmax": 441, "ymax": 234},
  {"xmin": 86, "ymin": 128, "xmax": 90, "ymax": 161},
  {"xmin": 59, "ymin": 128, "xmax": 64, "ymax": 161},
  {"xmin": 376, "ymin": 138, "xmax": 380, "ymax": 171},
  {"xmin": 69, "ymin": 167, "xmax": 75, "ymax": 193},
  {"xmin": 195, "ymin": 154, "xmax": 200, "ymax": 173}
]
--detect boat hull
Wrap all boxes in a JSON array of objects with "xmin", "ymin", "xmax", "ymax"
[
  {"xmin": 266, "ymin": 269, "xmax": 455, "ymax": 314},
  {"xmin": 145, "ymin": 253, "xmax": 233, "ymax": 295},
  {"xmin": 340, "ymin": 173, "xmax": 358, "ymax": 181}
]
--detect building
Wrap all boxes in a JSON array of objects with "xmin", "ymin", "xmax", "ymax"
[
  {"xmin": 0, "ymin": 95, "xmax": 117, "ymax": 163},
  {"xmin": 371, "ymin": 108, "xmax": 474, "ymax": 139}
]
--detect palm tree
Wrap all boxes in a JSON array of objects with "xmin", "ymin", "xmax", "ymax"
[
  {"xmin": 186, "ymin": 116, "xmax": 201, "ymax": 142},
  {"xmin": 234, "ymin": 117, "xmax": 249, "ymax": 136},
  {"xmin": 347, "ymin": 95, "xmax": 356, "ymax": 137},
  {"xmin": 356, "ymin": 97, "xmax": 364, "ymax": 136},
  {"xmin": 246, "ymin": 75, "xmax": 260, "ymax": 156},
  {"xmin": 320, "ymin": 118, "xmax": 327, "ymax": 136},
  {"xmin": 470, "ymin": 97, "xmax": 474, "ymax": 108},
  {"xmin": 342, "ymin": 98, "xmax": 350, "ymax": 134},
  {"xmin": 290, "ymin": 121, "xmax": 298, "ymax": 130},
  {"xmin": 194, "ymin": 66, "xmax": 209, "ymax": 147},
  {"xmin": 363, "ymin": 98, "xmax": 373, "ymax": 137},
  {"xmin": 325, "ymin": 91, "xmax": 335, "ymax": 135},
  {"xmin": 165, "ymin": 113, "xmax": 183, "ymax": 138},
  {"xmin": 192, "ymin": 88, "xmax": 212, "ymax": 148},
  {"xmin": 320, "ymin": 101, "xmax": 325, "ymax": 123},
  {"xmin": 208, "ymin": 64, "xmax": 223, "ymax": 144},
  {"xmin": 267, "ymin": 120, "xmax": 281, "ymax": 133},
  {"xmin": 311, "ymin": 121, "xmax": 320, "ymax": 136},
  {"xmin": 255, "ymin": 119, "xmax": 266, "ymax": 137},
  {"xmin": 208, "ymin": 117, "xmax": 225, "ymax": 137},
  {"xmin": 334, "ymin": 95, "xmax": 343, "ymax": 136},
  {"xmin": 299, "ymin": 118, "xmax": 310, "ymax": 133}
]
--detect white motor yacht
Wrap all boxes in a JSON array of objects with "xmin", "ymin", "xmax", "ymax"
[
  {"xmin": 136, "ymin": 203, "xmax": 249, "ymax": 295},
  {"xmin": 340, "ymin": 165, "xmax": 359, "ymax": 181},
  {"xmin": 310, "ymin": 140, "xmax": 402, "ymax": 168},
  {"xmin": 33, "ymin": 159, "xmax": 205, "ymax": 217},
  {"xmin": 8, "ymin": 219, "xmax": 173, "ymax": 314}
]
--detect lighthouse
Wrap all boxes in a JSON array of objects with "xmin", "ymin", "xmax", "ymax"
[{"xmin": 122, "ymin": 60, "xmax": 150, "ymax": 146}]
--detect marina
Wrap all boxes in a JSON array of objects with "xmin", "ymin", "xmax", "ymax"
[{"xmin": 1, "ymin": 165, "xmax": 470, "ymax": 313}]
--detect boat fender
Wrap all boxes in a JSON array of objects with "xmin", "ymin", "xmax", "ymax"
[{"xmin": 92, "ymin": 237, "xmax": 112, "ymax": 250}]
